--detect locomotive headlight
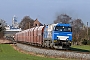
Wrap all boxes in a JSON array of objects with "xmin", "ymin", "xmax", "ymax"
[{"xmin": 66, "ymin": 38, "xmax": 69, "ymax": 40}]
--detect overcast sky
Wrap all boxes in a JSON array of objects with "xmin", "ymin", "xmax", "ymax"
[{"xmin": 0, "ymin": 0, "xmax": 90, "ymax": 26}]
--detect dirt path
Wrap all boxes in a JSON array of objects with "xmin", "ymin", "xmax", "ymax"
[{"xmin": 0, "ymin": 39, "xmax": 12, "ymax": 44}]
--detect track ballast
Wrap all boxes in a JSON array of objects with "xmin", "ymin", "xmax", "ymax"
[{"xmin": 15, "ymin": 43, "xmax": 90, "ymax": 60}]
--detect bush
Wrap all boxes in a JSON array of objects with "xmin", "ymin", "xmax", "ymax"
[
  {"xmin": 82, "ymin": 39, "xmax": 87, "ymax": 45},
  {"xmin": 87, "ymin": 40, "xmax": 90, "ymax": 45},
  {"xmin": 82, "ymin": 39, "xmax": 90, "ymax": 45}
]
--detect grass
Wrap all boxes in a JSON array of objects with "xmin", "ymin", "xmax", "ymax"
[
  {"xmin": 0, "ymin": 44, "xmax": 75, "ymax": 60},
  {"xmin": 70, "ymin": 45, "xmax": 90, "ymax": 52},
  {"xmin": 0, "ymin": 44, "xmax": 58, "ymax": 60}
]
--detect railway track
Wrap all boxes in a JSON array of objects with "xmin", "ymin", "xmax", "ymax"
[{"xmin": 15, "ymin": 43, "xmax": 90, "ymax": 60}]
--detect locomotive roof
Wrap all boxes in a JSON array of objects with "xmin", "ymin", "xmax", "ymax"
[{"xmin": 56, "ymin": 23, "xmax": 71, "ymax": 26}]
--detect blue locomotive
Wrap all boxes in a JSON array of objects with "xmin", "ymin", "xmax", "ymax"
[{"xmin": 43, "ymin": 23, "xmax": 72, "ymax": 49}]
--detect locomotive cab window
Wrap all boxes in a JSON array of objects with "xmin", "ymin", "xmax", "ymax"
[{"xmin": 54, "ymin": 26, "xmax": 72, "ymax": 32}]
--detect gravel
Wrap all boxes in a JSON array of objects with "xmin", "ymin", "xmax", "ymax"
[{"xmin": 16, "ymin": 43, "xmax": 90, "ymax": 60}]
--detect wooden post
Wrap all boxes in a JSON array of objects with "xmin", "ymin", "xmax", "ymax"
[{"xmin": 87, "ymin": 22, "xmax": 89, "ymax": 40}]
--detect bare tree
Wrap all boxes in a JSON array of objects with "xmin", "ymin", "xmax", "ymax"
[
  {"xmin": 0, "ymin": 19, "xmax": 6, "ymax": 31},
  {"xmin": 71, "ymin": 19, "xmax": 84, "ymax": 45},
  {"xmin": 19, "ymin": 16, "xmax": 34, "ymax": 30},
  {"xmin": 54, "ymin": 14, "xmax": 72, "ymax": 24},
  {"xmin": 0, "ymin": 19, "xmax": 7, "ymax": 39}
]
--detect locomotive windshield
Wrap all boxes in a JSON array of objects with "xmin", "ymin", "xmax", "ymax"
[{"xmin": 55, "ymin": 26, "xmax": 72, "ymax": 32}]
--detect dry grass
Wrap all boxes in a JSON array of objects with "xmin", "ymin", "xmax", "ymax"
[{"xmin": 0, "ymin": 39, "xmax": 11, "ymax": 44}]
